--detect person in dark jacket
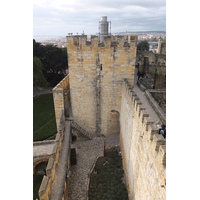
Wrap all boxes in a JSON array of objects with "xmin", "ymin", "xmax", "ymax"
[
  {"xmin": 160, "ymin": 123, "xmax": 166, "ymax": 138},
  {"xmin": 137, "ymin": 71, "xmax": 141, "ymax": 81}
]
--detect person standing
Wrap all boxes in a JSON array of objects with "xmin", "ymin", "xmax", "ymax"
[
  {"xmin": 157, "ymin": 121, "xmax": 162, "ymax": 133},
  {"xmin": 137, "ymin": 71, "xmax": 141, "ymax": 81}
]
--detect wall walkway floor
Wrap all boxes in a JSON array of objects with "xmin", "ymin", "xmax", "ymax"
[
  {"xmin": 49, "ymin": 121, "xmax": 71, "ymax": 200},
  {"xmin": 133, "ymin": 69, "xmax": 160, "ymax": 124}
]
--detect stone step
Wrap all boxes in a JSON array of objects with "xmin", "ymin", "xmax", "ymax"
[
  {"xmin": 65, "ymin": 117, "xmax": 74, "ymax": 121},
  {"xmin": 71, "ymin": 121, "xmax": 92, "ymax": 140}
]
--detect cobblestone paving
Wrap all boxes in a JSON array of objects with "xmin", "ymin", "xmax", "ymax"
[{"xmin": 68, "ymin": 134, "xmax": 120, "ymax": 200}]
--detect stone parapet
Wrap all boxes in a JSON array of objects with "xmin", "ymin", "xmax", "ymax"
[
  {"xmin": 39, "ymin": 111, "xmax": 66, "ymax": 200},
  {"xmin": 145, "ymin": 89, "xmax": 166, "ymax": 124},
  {"xmin": 67, "ymin": 35, "xmax": 137, "ymax": 48},
  {"xmin": 33, "ymin": 140, "xmax": 55, "ymax": 146},
  {"xmin": 53, "ymin": 75, "xmax": 70, "ymax": 132}
]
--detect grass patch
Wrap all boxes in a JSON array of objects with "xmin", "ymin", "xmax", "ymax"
[
  {"xmin": 89, "ymin": 147, "xmax": 128, "ymax": 200},
  {"xmin": 33, "ymin": 93, "xmax": 57, "ymax": 141},
  {"xmin": 33, "ymin": 175, "xmax": 43, "ymax": 200}
]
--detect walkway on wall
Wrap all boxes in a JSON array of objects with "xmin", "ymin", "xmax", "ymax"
[
  {"xmin": 49, "ymin": 121, "xmax": 71, "ymax": 200},
  {"xmin": 33, "ymin": 140, "xmax": 55, "ymax": 158},
  {"xmin": 133, "ymin": 68, "xmax": 160, "ymax": 124}
]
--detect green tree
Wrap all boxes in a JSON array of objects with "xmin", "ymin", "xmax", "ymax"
[
  {"xmin": 33, "ymin": 56, "xmax": 48, "ymax": 87},
  {"xmin": 33, "ymin": 39, "xmax": 45, "ymax": 58},
  {"xmin": 42, "ymin": 44, "xmax": 67, "ymax": 74},
  {"xmin": 33, "ymin": 40, "xmax": 68, "ymax": 86},
  {"xmin": 137, "ymin": 40, "xmax": 149, "ymax": 51}
]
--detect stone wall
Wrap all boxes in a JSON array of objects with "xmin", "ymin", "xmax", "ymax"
[
  {"xmin": 149, "ymin": 64, "xmax": 166, "ymax": 89},
  {"xmin": 136, "ymin": 51, "xmax": 166, "ymax": 89},
  {"xmin": 145, "ymin": 90, "xmax": 166, "ymax": 124},
  {"xmin": 33, "ymin": 140, "xmax": 56, "ymax": 173},
  {"xmin": 53, "ymin": 75, "xmax": 70, "ymax": 131},
  {"xmin": 67, "ymin": 35, "xmax": 137, "ymax": 136},
  {"xmin": 160, "ymin": 40, "xmax": 166, "ymax": 55},
  {"xmin": 120, "ymin": 79, "xmax": 166, "ymax": 200}
]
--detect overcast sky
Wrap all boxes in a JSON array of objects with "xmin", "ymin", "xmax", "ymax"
[{"xmin": 33, "ymin": 0, "xmax": 166, "ymax": 36}]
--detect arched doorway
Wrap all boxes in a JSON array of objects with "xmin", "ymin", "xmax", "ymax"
[
  {"xmin": 34, "ymin": 161, "xmax": 48, "ymax": 175},
  {"xmin": 107, "ymin": 110, "xmax": 120, "ymax": 136}
]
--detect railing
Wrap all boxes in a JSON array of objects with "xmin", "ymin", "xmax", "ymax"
[{"xmin": 71, "ymin": 121, "xmax": 93, "ymax": 140}]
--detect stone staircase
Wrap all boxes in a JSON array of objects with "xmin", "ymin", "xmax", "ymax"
[{"xmin": 71, "ymin": 121, "xmax": 93, "ymax": 140}]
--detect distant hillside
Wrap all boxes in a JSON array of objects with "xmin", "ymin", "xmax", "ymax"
[{"xmin": 113, "ymin": 31, "xmax": 166, "ymax": 35}]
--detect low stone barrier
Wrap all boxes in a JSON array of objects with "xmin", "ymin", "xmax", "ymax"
[
  {"xmin": 145, "ymin": 89, "xmax": 166, "ymax": 124},
  {"xmin": 39, "ymin": 111, "xmax": 65, "ymax": 200}
]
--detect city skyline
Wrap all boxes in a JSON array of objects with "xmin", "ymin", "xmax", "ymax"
[{"xmin": 33, "ymin": 0, "xmax": 166, "ymax": 36}]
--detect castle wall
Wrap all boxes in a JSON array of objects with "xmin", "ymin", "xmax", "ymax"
[
  {"xmin": 53, "ymin": 75, "xmax": 70, "ymax": 131},
  {"xmin": 149, "ymin": 64, "xmax": 166, "ymax": 89},
  {"xmin": 67, "ymin": 35, "xmax": 137, "ymax": 136},
  {"xmin": 136, "ymin": 51, "xmax": 166, "ymax": 89},
  {"xmin": 39, "ymin": 111, "xmax": 68, "ymax": 200},
  {"xmin": 120, "ymin": 79, "xmax": 166, "ymax": 200}
]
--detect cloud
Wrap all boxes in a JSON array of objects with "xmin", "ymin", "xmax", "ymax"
[{"xmin": 33, "ymin": 0, "xmax": 166, "ymax": 36}]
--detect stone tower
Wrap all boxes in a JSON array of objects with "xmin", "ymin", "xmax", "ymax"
[
  {"xmin": 157, "ymin": 37, "xmax": 162, "ymax": 54},
  {"xmin": 67, "ymin": 35, "xmax": 137, "ymax": 136}
]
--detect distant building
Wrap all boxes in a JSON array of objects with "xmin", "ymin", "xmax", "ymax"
[{"xmin": 157, "ymin": 38, "xmax": 166, "ymax": 55}]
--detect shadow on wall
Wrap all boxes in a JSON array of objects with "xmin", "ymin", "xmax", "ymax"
[
  {"xmin": 107, "ymin": 110, "xmax": 120, "ymax": 135},
  {"xmin": 34, "ymin": 161, "xmax": 48, "ymax": 175}
]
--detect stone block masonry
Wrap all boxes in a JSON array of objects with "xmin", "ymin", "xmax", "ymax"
[
  {"xmin": 120, "ymin": 79, "xmax": 166, "ymax": 200},
  {"xmin": 53, "ymin": 75, "xmax": 70, "ymax": 132},
  {"xmin": 67, "ymin": 35, "xmax": 137, "ymax": 136}
]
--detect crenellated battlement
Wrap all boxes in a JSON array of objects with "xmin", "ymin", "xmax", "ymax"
[
  {"xmin": 122, "ymin": 78, "xmax": 166, "ymax": 149},
  {"xmin": 67, "ymin": 34, "xmax": 137, "ymax": 49},
  {"xmin": 120, "ymin": 78, "xmax": 166, "ymax": 200}
]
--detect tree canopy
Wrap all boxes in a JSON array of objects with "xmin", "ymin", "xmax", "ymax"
[
  {"xmin": 33, "ymin": 39, "xmax": 68, "ymax": 87},
  {"xmin": 137, "ymin": 40, "xmax": 149, "ymax": 51},
  {"xmin": 33, "ymin": 56, "xmax": 48, "ymax": 87}
]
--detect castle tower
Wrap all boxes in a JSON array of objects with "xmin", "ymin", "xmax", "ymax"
[
  {"xmin": 157, "ymin": 37, "xmax": 162, "ymax": 54},
  {"xmin": 67, "ymin": 34, "xmax": 137, "ymax": 136},
  {"xmin": 99, "ymin": 16, "xmax": 109, "ymax": 43}
]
